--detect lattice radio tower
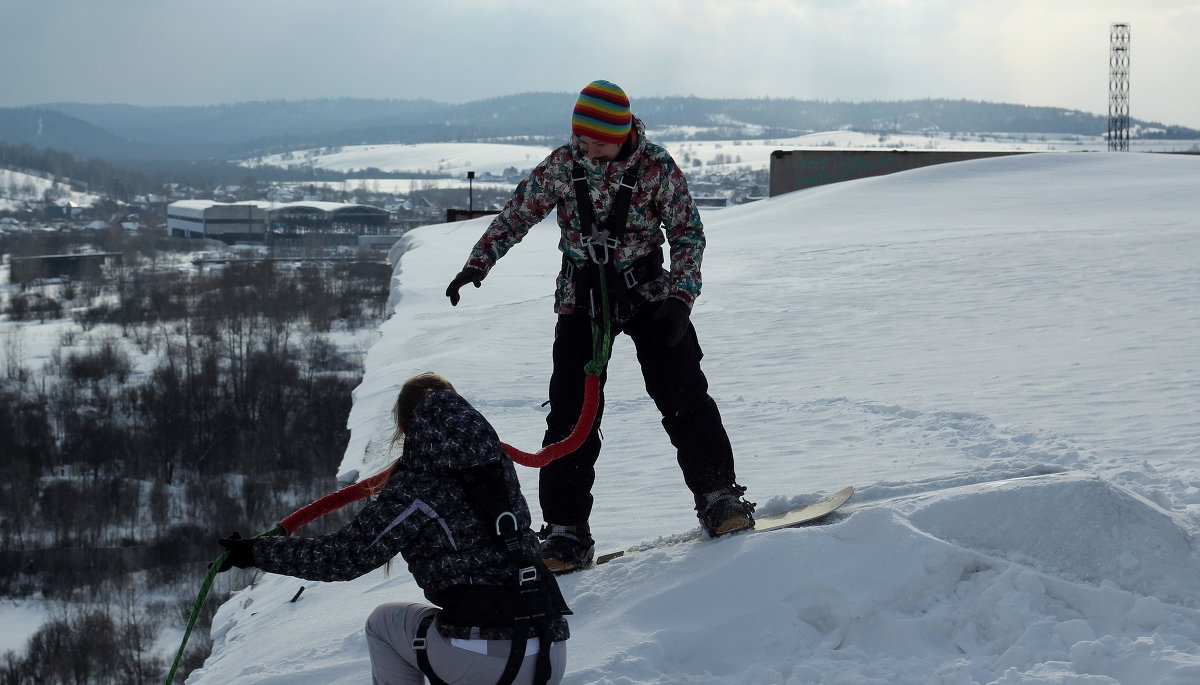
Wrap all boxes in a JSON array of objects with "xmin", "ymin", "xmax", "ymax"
[{"xmin": 1108, "ymin": 23, "xmax": 1130, "ymax": 152}]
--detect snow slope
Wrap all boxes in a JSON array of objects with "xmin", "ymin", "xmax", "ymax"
[
  {"xmin": 0, "ymin": 167, "xmax": 102, "ymax": 212},
  {"xmin": 189, "ymin": 151, "xmax": 1200, "ymax": 684}
]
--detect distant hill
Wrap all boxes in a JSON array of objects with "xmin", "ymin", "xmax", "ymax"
[
  {"xmin": 0, "ymin": 108, "xmax": 165, "ymax": 160},
  {"xmin": 2, "ymin": 95, "xmax": 1198, "ymax": 164}
]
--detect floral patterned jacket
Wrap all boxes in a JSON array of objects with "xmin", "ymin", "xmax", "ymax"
[
  {"xmin": 249, "ymin": 390, "xmax": 569, "ymax": 641},
  {"xmin": 463, "ymin": 117, "xmax": 706, "ymax": 316}
]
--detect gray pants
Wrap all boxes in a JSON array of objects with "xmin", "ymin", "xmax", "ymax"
[{"xmin": 365, "ymin": 602, "xmax": 566, "ymax": 685}]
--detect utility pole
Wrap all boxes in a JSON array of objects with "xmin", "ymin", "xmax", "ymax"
[
  {"xmin": 1108, "ymin": 23, "xmax": 1130, "ymax": 152},
  {"xmin": 467, "ymin": 171, "xmax": 475, "ymax": 214}
]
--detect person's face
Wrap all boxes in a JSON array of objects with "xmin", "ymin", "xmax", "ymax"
[{"xmin": 579, "ymin": 135, "xmax": 622, "ymax": 162}]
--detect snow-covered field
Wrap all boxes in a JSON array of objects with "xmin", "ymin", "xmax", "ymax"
[
  {"xmin": 186, "ymin": 150, "xmax": 1200, "ymax": 684},
  {"xmin": 242, "ymin": 130, "xmax": 1200, "ymax": 197},
  {"xmin": 246, "ymin": 141, "xmax": 556, "ymax": 177}
]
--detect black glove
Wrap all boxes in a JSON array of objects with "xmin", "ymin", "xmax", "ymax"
[
  {"xmin": 446, "ymin": 267, "xmax": 485, "ymax": 306},
  {"xmin": 653, "ymin": 298, "xmax": 691, "ymax": 346},
  {"xmin": 215, "ymin": 532, "xmax": 256, "ymax": 572}
]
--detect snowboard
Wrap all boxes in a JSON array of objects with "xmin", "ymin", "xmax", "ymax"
[{"xmin": 593, "ymin": 485, "xmax": 854, "ymax": 566}]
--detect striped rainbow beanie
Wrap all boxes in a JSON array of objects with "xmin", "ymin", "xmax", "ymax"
[{"xmin": 572, "ymin": 80, "xmax": 632, "ymax": 145}]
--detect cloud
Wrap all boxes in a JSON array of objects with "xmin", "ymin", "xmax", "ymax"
[{"xmin": 1, "ymin": 0, "xmax": 1197, "ymax": 128}]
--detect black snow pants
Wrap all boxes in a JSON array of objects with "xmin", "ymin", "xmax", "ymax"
[{"xmin": 538, "ymin": 299, "xmax": 737, "ymax": 525}]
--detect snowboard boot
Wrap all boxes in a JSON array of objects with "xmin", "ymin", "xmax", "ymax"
[
  {"xmin": 538, "ymin": 523, "xmax": 595, "ymax": 574},
  {"xmin": 696, "ymin": 485, "xmax": 757, "ymax": 537}
]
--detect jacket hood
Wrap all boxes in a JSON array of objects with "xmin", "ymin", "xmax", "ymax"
[{"xmin": 400, "ymin": 389, "xmax": 505, "ymax": 474}]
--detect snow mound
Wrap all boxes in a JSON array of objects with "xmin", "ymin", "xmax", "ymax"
[
  {"xmin": 902, "ymin": 474, "xmax": 1200, "ymax": 607},
  {"xmin": 559, "ymin": 475, "xmax": 1200, "ymax": 684}
]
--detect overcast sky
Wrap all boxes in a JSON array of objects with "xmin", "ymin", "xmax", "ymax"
[{"xmin": 2, "ymin": 0, "xmax": 1197, "ymax": 129}]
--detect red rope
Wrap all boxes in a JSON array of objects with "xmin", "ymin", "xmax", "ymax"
[
  {"xmin": 278, "ymin": 470, "xmax": 390, "ymax": 535},
  {"xmin": 276, "ymin": 373, "xmax": 600, "ymax": 533},
  {"xmin": 504, "ymin": 374, "xmax": 601, "ymax": 467}
]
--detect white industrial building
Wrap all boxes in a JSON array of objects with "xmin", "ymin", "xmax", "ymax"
[
  {"xmin": 167, "ymin": 200, "xmax": 269, "ymax": 242},
  {"xmin": 166, "ymin": 200, "xmax": 393, "ymax": 245}
]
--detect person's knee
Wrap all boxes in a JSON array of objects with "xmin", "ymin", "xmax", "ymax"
[
  {"xmin": 663, "ymin": 395, "xmax": 718, "ymax": 427},
  {"xmin": 366, "ymin": 602, "xmax": 419, "ymax": 639},
  {"xmin": 366, "ymin": 603, "xmax": 399, "ymax": 634}
]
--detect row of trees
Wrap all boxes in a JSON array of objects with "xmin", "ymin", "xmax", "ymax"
[
  {"xmin": 0, "ymin": 591, "xmax": 194, "ymax": 685},
  {"xmin": 1, "ymin": 233, "xmax": 389, "ymax": 683},
  {"xmin": 0, "ymin": 140, "xmax": 159, "ymax": 203},
  {"xmin": 2, "ymin": 258, "xmax": 384, "ymax": 553}
]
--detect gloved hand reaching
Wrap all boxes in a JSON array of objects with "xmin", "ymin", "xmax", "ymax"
[
  {"xmin": 215, "ymin": 532, "xmax": 256, "ymax": 572},
  {"xmin": 653, "ymin": 297, "xmax": 691, "ymax": 346},
  {"xmin": 446, "ymin": 267, "xmax": 485, "ymax": 306}
]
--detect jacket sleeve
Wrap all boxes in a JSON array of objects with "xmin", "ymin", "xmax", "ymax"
[
  {"xmin": 247, "ymin": 393, "xmax": 506, "ymax": 584},
  {"xmin": 653, "ymin": 151, "xmax": 705, "ymax": 307},
  {"xmin": 249, "ymin": 486, "xmax": 415, "ymax": 582},
  {"xmin": 464, "ymin": 149, "xmax": 567, "ymax": 274}
]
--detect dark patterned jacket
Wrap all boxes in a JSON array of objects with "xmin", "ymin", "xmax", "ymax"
[
  {"xmin": 249, "ymin": 390, "xmax": 569, "ymax": 641},
  {"xmin": 463, "ymin": 117, "xmax": 706, "ymax": 316}
]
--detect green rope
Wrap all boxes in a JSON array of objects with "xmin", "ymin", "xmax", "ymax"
[
  {"xmin": 164, "ymin": 525, "xmax": 285, "ymax": 685},
  {"xmin": 584, "ymin": 264, "xmax": 615, "ymax": 376}
]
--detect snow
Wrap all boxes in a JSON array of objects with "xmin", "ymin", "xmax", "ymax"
[
  {"xmin": 243, "ymin": 130, "xmax": 1199, "ymax": 179},
  {"xmin": 241, "ymin": 131, "xmax": 1199, "ymax": 198},
  {"xmin": 0, "ymin": 167, "xmax": 102, "ymax": 212},
  {"xmin": 188, "ymin": 151, "xmax": 1200, "ymax": 684},
  {"xmin": 0, "ymin": 601, "xmax": 51, "ymax": 655},
  {"xmin": 246, "ymin": 142, "xmax": 557, "ymax": 177}
]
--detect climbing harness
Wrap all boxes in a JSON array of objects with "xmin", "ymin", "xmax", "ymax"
[
  {"xmin": 570, "ymin": 161, "xmax": 657, "ymax": 321},
  {"xmin": 412, "ymin": 462, "xmax": 569, "ymax": 685},
  {"xmin": 505, "ymin": 159, "xmax": 661, "ymax": 467}
]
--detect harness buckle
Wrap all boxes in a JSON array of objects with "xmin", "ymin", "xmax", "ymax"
[
  {"xmin": 412, "ymin": 637, "xmax": 427, "ymax": 651},
  {"xmin": 623, "ymin": 267, "xmax": 638, "ymax": 289},
  {"xmin": 518, "ymin": 566, "xmax": 540, "ymax": 584},
  {"xmin": 582, "ymin": 233, "xmax": 619, "ymax": 264},
  {"xmin": 495, "ymin": 511, "xmax": 518, "ymax": 536}
]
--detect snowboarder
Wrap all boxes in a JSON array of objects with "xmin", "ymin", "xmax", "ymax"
[
  {"xmin": 445, "ymin": 80, "xmax": 755, "ymax": 574},
  {"xmin": 216, "ymin": 372, "xmax": 570, "ymax": 685}
]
